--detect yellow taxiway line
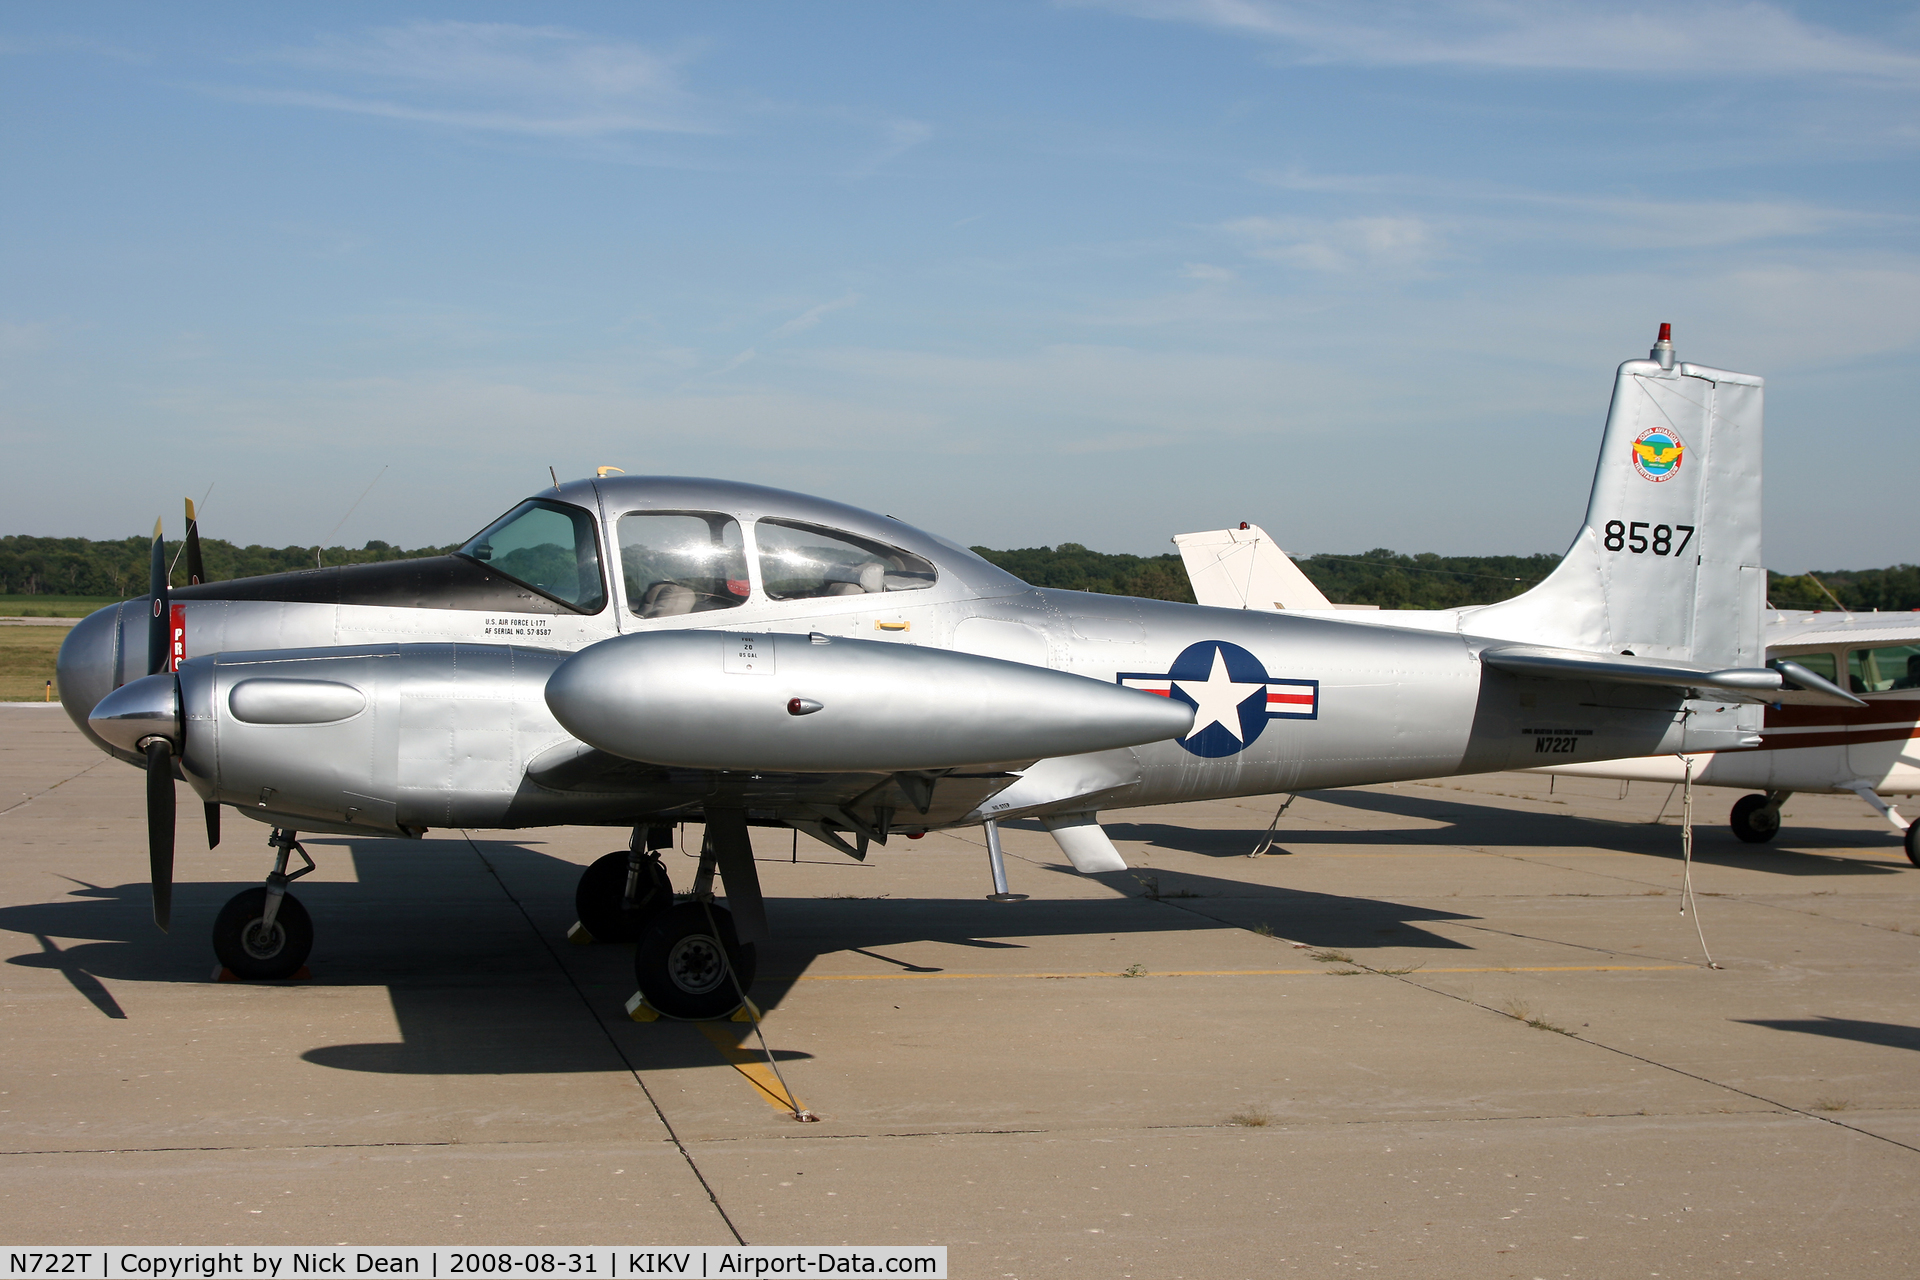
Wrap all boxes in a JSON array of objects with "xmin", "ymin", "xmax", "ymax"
[{"xmin": 695, "ymin": 1022, "xmax": 808, "ymax": 1114}]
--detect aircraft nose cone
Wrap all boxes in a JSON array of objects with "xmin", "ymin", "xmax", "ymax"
[{"xmin": 57, "ymin": 603, "xmax": 129, "ymax": 742}]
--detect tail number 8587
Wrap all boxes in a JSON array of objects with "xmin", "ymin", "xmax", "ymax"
[{"xmin": 1604, "ymin": 521, "xmax": 1694, "ymax": 556}]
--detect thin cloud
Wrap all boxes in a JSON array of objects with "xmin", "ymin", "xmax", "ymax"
[
  {"xmin": 1239, "ymin": 170, "xmax": 1894, "ymax": 251},
  {"xmin": 1083, "ymin": 1, "xmax": 1920, "ymax": 83},
  {"xmin": 1224, "ymin": 214, "xmax": 1437, "ymax": 271},
  {"xmin": 229, "ymin": 20, "xmax": 714, "ymax": 137},
  {"xmin": 775, "ymin": 295, "xmax": 861, "ymax": 337}
]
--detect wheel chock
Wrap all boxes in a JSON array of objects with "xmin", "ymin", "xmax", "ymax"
[
  {"xmin": 730, "ymin": 997, "xmax": 763, "ymax": 1023},
  {"xmin": 567, "ymin": 921, "xmax": 595, "ymax": 945},
  {"xmin": 625, "ymin": 992, "xmax": 662, "ymax": 1022},
  {"xmin": 212, "ymin": 966, "xmax": 311, "ymax": 983}
]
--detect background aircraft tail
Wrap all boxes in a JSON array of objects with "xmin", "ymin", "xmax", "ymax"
[
  {"xmin": 1173, "ymin": 524, "xmax": 1343, "ymax": 611},
  {"xmin": 1465, "ymin": 328, "xmax": 1764, "ymax": 668}
]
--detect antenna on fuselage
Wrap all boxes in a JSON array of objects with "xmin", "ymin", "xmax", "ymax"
[
  {"xmin": 596, "ymin": 466, "xmax": 625, "ymax": 477},
  {"xmin": 548, "ymin": 466, "xmax": 560, "ymax": 491}
]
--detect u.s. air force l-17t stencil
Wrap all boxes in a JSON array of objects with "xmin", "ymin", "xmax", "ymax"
[
  {"xmin": 1117, "ymin": 640, "xmax": 1317, "ymax": 758},
  {"xmin": 65, "ymin": 324, "xmax": 1856, "ymax": 1020}
]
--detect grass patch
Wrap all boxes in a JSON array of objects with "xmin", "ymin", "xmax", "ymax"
[
  {"xmin": 1812, "ymin": 1096, "xmax": 1855, "ymax": 1112},
  {"xmin": 1502, "ymin": 998, "xmax": 1574, "ymax": 1035},
  {"xmin": 0, "ymin": 627, "xmax": 67, "ymax": 701},
  {"xmin": 1328, "ymin": 968, "xmax": 1366, "ymax": 976},
  {"xmin": 1378, "ymin": 963, "xmax": 1426, "ymax": 976},
  {"xmin": 0, "ymin": 595, "xmax": 123, "ymax": 618},
  {"xmin": 1120, "ymin": 963, "xmax": 1147, "ymax": 978},
  {"xmin": 1309, "ymin": 949, "xmax": 1354, "ymax": 964},
  {"xmin": 1251, "ymin": 922, "xmax": 1275, "ymax": 938},
  {"xmin": 1227, "ymin": 1107, "xmax": 1272, "ymax": 1128}
]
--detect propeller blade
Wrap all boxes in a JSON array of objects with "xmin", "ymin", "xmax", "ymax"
[
  {"xmin": 146, "ymin": 519, "xmax": 171, "ymax": 676},
  {"xmin": 184, "ymin": 498, "xmax": 206, "ymax": 587},
  {"xmin": 204, "ymin": 800, "xmax": 221, "ymax": 849},
  {"xmin": 145, "ymin": 738, "xmax": 175, "ymax": 932}
]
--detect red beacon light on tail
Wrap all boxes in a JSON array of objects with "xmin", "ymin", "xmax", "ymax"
[{"xmin": 1651, "ymin": 322, "xmax": 1675, "ymax": 370}]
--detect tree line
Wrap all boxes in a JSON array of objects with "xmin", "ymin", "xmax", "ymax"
[
  {"xmin": 0, "ymin": 535, "xmax": 454, "ymax": 598},
  {"xmin": 3, "ymin": 532, "xmax": 1916, "ymax": 612}
]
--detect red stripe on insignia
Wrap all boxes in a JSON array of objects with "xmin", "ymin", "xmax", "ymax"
[{"xmin": 1267, "ymin": 693, "xmax": 1314, "ymax": 705}]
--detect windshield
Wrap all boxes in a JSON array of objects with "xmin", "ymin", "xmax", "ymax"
[
  {"xmin": 620, "ymin": 511, "xmax": 750, "ymax": 617},
  {"xmin": 457, "ymin": 499, "xmax": 607, "ymax": 613}
]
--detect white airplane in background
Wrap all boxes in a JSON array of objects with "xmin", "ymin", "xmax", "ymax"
[{"xmin": 1176, "ymin": 428, "xmax": 1920, "ymax": 864}]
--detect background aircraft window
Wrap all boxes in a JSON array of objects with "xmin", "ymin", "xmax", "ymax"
[
  {"xmin": 457, "ymin": 500, "xmax": 606, "ymax": 612},
  {"xmin": 1847, "ymin": 644, "xmax": 1920, "ymax": 693},
  {"xmin": 756, "ymin": 519, "xmax": 937, "ymax": 600},
  {"xmin": 620, "ymin": 512, "xmax": 750, "ymax": 617},
  {"xmin": 1787, "ymin": 652, "xmax": 1839, "ymax": 684}
]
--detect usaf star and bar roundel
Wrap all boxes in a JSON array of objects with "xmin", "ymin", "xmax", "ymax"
[{"xmin": 1117, "ymin": 640, "xmax": 1317, "ymax": 758}]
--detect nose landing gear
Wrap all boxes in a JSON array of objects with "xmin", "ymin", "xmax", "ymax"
[{"xmin": 212, "ymin": 828, "xmax": 315, "ymax": 980}]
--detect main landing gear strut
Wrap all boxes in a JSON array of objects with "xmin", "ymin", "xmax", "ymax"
[
  {"xmin": 573, "ymin": 814, "xmax": 766, "ymax": 1020},
  {"xmin": 211, "ymin": 827, "xmax": 315, "ymax": 980}
]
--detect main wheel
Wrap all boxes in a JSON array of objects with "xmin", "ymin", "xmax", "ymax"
[
  {"xmin": 575, "ymin": 850, "xmax": 674, "ymax": 943},
  {"xmin": 212, "ymin": 887, "xmax": 313, "ymax": 980},
  {"xmin": 1729, "ymin": 794, "xmax": 1781, "ymax": 844},
  {"xmin": 1905, "ymin": 820, "xmax": 1920, "ymax": 868},
  {"xmin": 633, "ymin": 902, "xmax": 757, "ymax": 1020}
]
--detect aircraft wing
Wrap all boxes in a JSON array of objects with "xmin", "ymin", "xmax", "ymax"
[{"xmin": 1480, "ymin": 645, "xmax": 1862, "ymax": 707}]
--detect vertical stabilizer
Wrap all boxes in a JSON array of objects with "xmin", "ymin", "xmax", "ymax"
[
  {"xmin": 1174, "ymin": 523, "xmax": 1336, "ymax": 611},
  {"xmin": 1464, "ymin": 330, "xmax": 1764, "ymax": 668}
]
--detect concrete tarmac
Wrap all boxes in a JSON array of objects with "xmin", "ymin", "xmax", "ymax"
[{"xmin": 2, "ymin": 703, "xmax": 1916, "ymax": 1277}]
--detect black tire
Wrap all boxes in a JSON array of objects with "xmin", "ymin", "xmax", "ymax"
[
  {"xmin": 633, "ymin": 902, "xmax": 757, "ymax": 1020},
  {"xmin": 1905, "ymin": 820, "xmax": 1920, "ymax": 869},
  {"xmin": 575, "ymin": 850, "xmax": 674, "ymax": 943},
  {"xmin": 1729, "ymin": 794, "xmax": 1781, "ymax": 844},
  {"xmin": 212, "ymin": 887, "xmax": 313, "ymax": 980}
]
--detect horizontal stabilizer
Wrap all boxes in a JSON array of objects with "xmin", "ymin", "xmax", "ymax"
[{"xmin": 1478, "ymin": 645, "xmax": 1839, "ymax": 703}]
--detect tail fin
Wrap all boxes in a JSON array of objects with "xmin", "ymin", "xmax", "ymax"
[
  {"xmin": 1174, "ymin": 524, "xmax": 1335, "ymax": 611},
  {"xmin": 1463, "ymin": 327, "xmax": 1764, "ymax": 668}
]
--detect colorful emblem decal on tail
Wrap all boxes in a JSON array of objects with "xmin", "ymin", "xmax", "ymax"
[
  {"xmin": 1631, "ymin": 426, "xmax": 1684, "ymax": 482},
  {"xmin": 1118, "ymin": 640, "xmax": 1317, "ymax": 758}
]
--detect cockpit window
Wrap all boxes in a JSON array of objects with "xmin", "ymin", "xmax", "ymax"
[
  {"xmin": 755, "ymin": 519, "xmax": 936, "ymax": 601},
  {"xmin": 620, "ymin": 512, "xmax": 750, "ymax": 618},
  {"xmin": 1847, "ymin": 644, "xmax": 1920, "ymax": 694},
  {"xmin": 457, "ymin": 500, "xmax": 606, "ymax": 613}
]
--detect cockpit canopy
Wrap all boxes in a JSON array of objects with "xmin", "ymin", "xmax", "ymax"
[{"xmin": 453, "ymin": 476, "xmax": 1023, "ymax": 616}]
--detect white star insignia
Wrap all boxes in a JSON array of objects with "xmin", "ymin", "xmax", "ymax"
[{"xmin": 1173, "ymin": 647, "xmax": 1269, "ymax": 743}]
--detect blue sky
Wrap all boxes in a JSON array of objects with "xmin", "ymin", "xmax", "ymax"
[{"xmin": 3, "ymin": 2, "xmax": 1917, "ymax": 569}]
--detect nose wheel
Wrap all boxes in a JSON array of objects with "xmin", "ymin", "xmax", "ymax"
[{"xmin": 212, "ymin": 828, "xmax": 315, "ymax": 980}]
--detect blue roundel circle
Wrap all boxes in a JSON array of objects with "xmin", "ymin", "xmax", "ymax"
[{"xmin": 1165, "ymin": 639, "xmax": 1273, "ymax": 759}]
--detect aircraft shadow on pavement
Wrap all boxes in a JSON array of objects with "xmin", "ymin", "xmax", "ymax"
[
  {"xmin": 1104, "ymin": 789, "xmax": 1911, "ymax": 877},
  {"xmin": 0, "ymin": 835, "xmax": 1478, "ymax": 1073},
  {"xmin": 1734, "ymin": 1016, "xmax": 1920, "ymax": 1053}
]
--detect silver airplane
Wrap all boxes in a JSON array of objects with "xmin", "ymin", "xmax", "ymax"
[{"xmin": 60, "ymin": 327, "xmax": 1852, "ymax": 1019}]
